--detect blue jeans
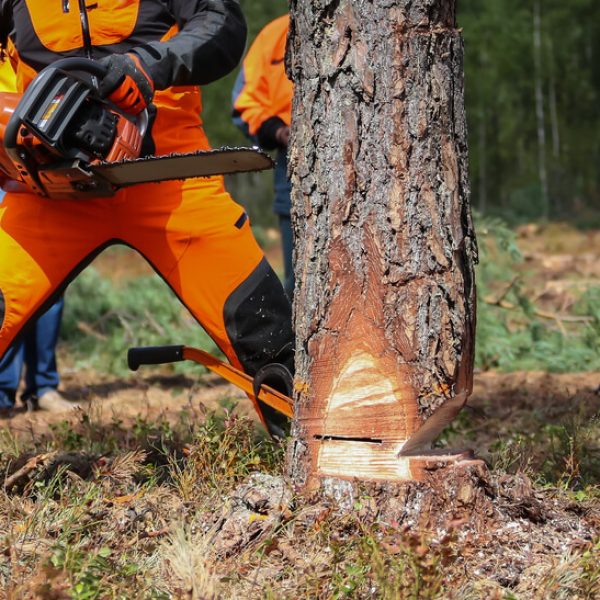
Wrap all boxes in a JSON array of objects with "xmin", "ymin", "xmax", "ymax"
[
  {"xmin": 278, "ymin": 215, "xmax": 294, "ymax": 298},
  {"xmin": 0, "ymin": 297, "xmax": 64, "ymax": 408}
]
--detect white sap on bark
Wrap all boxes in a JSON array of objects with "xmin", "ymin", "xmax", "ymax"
[{"xmin": 287, "ymin": 0, "xmax": 477, "ymax": 488}]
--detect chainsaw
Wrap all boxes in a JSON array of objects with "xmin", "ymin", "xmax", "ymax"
[{"xmin": 0, "ymin": 58, "xmax": 273, "ymax": 199}]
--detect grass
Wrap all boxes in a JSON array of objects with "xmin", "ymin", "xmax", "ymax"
[
  {"xmin": 1, "ymin": 390, "xmax": 598, "ymax": 598},
  {"xmin": 60, "ymin": 265, "xmax": 221, "ymax": 375},
  {"xmin": 474, "ymin": 217, "xmax": 600, "ymax": 372},
  {"xmin": 0, "ymin": 405, "xmax": 284, "ymax": 598}
]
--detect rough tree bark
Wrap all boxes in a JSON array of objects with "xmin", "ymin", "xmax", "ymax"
[{"xmin": 287, "ymin": 0, "xmax": 478, "ymax": 489}]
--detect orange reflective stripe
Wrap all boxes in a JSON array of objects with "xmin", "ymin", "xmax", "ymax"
[
  {"xmin": 0, "ymin": 61, "xmax": 16, "ymax": 93},
  {"xmin": 4, "ymin": 40, "xmax": 35, "ymax": 93}
]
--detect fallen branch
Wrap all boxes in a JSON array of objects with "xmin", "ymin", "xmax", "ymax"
[
  {"xmin": 482, "ymin": 297, "xmax": 594, "ymax": 324},
  {"xmin": 139, "ymin": 526, "xmax": 170, "ymax": 539},
  {"xmin": 144, "ymin": 309, "xmax": 166, "ymax": 336},
  {"xmin": 77, "ymin": 321, "xmax": 108, "ymax": 341},
  {"xmin": 3, "ymin": 452, "xmax": 58, "ymax": 490}
]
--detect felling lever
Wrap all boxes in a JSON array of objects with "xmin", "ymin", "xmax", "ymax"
[{"xmin": 127, "ymin": 345, "xmax": 294, "ymax": 418}]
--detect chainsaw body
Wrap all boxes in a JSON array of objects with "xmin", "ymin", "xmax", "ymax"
[
  {"xmin": 0, "ymin": 58, "xmax": 274, "ymax": 200},
  {"xmin": 0, "ymin": 58, "xmax": 143, "ymax": 199}
]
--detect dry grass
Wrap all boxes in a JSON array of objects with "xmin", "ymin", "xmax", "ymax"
[{"xmin": 0, "ymin": 372, "xmax": 598, "ymax": 599}]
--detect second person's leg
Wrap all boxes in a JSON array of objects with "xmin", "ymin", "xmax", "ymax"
[
  {"xmin": 22, "ymin": 296, "xmax": 65, "ymax": 402},
  {"xmin": 0, "ymin": 342, "xmax": 24, "ymax": 410}
]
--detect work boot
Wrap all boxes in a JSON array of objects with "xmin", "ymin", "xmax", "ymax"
[
  {"xmin": 28, "ymin": 390, "xmax": 81, "ymax": 413},
  {"xmin": 0, "ymin": 390, "xmax": 16, "ymax": 419}
]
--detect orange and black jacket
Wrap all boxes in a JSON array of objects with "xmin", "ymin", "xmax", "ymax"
[
  {"xmin": 232, "ymin": 14, "xmax": 291, "ymax": 152},
  {"xmin": 232, "ymin": 14, "xmax": 292, "ymax": 215},
  {"xmin": 0, "ymin": 0, "xmax": 247, "ymax": 154}
]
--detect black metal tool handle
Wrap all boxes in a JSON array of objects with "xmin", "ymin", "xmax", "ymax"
[{"xmin": 127, "ymin": 345, "xmax": 185, "ymax": 371}]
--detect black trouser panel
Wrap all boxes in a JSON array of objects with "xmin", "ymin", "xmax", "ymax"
[{"xmin": 223, "ymin": 257, "xmax": 294, "ymax": 376}]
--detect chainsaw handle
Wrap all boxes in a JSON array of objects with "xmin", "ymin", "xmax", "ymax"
[
  {"xmin": 29, "ymin": 57, "xmax": 149, "ymax": 138},
  {"xmin": 49, "ymin": 58, "xmax": 149, "ymax": 134},
  {"xmin": 128, "ymin": 345, "xmax": 185, "ymax": 371},
  {"xmin": 3, "ymin": 58, "xmax": 108, "ymax": 155},
  {"xmin": 49, "ymin": 57, "xmax": 109, "ymax": 78}
]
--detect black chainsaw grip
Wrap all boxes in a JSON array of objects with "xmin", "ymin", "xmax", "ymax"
[
  {"xmin": 50, "ymin": 57, "xmax": 109, "ymax": 78},
  {"xmin": 127, "ymin": 345, "xmax": 185, "ymax": 371}
]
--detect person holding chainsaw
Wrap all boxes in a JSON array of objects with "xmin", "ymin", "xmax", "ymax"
[
  {"xmin": 0, "ymin": 0, "xmax": 293, "ymax": 436},
  {"xmin": 0, "ymin": 56, "xmax": 73, "ymax": 416},
  {"xmin": 232, "ymin": 14, "xmax": 294, "ymax": 298}
]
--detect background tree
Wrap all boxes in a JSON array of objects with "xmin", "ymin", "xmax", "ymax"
[
  {"xmin": 286, "ymin": 0, "xmax": 478, "ymax": 487},
  {"xmin": 201, "ymin": 0, "xmax": 600, "ymax": 228},
  {"xmin": 460, "ymin": 0, "xmax": 600, "ymax": 222}
]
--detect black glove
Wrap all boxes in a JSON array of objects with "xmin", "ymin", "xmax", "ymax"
[{"xmin": 97, "ymin": 53, "xmax": 154, "ymax": 115}]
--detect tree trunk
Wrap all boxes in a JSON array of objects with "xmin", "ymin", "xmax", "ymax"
[
  {"xmin": 533, "ymin": 0, "xmax": 550, "ymax": 219},
  {"xmin": 287, "ymin": 0, "xmax": 478, "ymax": 489}
]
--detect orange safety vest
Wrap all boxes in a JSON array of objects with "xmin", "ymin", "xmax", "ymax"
[{"xmin": 232, "ymin": 14, "xmax": 292, "ymax": 137}]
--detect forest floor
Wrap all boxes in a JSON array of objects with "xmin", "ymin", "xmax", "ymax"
[{"xmin": 0, "ymin": 224, "xmax": 599, "ymax": 598}]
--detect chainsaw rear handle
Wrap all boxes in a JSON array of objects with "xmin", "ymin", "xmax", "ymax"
[
  {"xmin": 47, "ymin": 58, "xmax": 149, "ymax": 135},
  {"xmin": 127, "ymin": 345, "xmax": 185, "ymax": 371}
]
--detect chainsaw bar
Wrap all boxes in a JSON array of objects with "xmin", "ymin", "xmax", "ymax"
[{"xmin": 92, "ymin": 147, "xmax": 274, "ymax": 187}]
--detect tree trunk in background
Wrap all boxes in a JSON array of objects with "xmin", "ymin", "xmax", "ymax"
[
  {"xmin": 287, "ymin": 0, "xmax": 478, "ymax": 489},
  {"xmin": 478, "ymin": 108, "xmax": 488, "ymax": 214},
  {"xmin": 533, "ymin": 0, "xmax": 550, "ymax": 219}
]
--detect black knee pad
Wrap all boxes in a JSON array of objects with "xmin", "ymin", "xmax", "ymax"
[{"xmin": 223, "ymin": 257, "xmax": 294, "ymax": 376}]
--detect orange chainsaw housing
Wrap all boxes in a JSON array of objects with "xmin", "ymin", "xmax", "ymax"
[
  {"xmin": 101, "ymin": 114, "xmax": 142, "ymax": 164},
  {"xmin": 0, "ymin": 60, "xmax": 145, "ymax": 199}
]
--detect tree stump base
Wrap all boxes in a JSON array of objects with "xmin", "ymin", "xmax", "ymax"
[
  {"xmin": 317, "ymin": 450, "xmax": 492, "ymax": 531},
  {"xmin": 209, "ymin": 473, "xmax": 293, "ymax": 558}
]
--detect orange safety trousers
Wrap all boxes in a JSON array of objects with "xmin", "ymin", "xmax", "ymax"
[{"xmin": 0, "ymin": 175, "xmax": 293, "ymax": 411}]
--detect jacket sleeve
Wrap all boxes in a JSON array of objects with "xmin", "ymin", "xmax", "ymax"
[
  {"xmin": 232, "ymin": 25, "xmax": 284, "ymax": 150},
  {"xmin": 131, "ymin": 0, "xmax": 247, "ymax": 91},
  {"xmin": 0, "ymin": 1, "xmax": 11, "ymax": 56}
]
